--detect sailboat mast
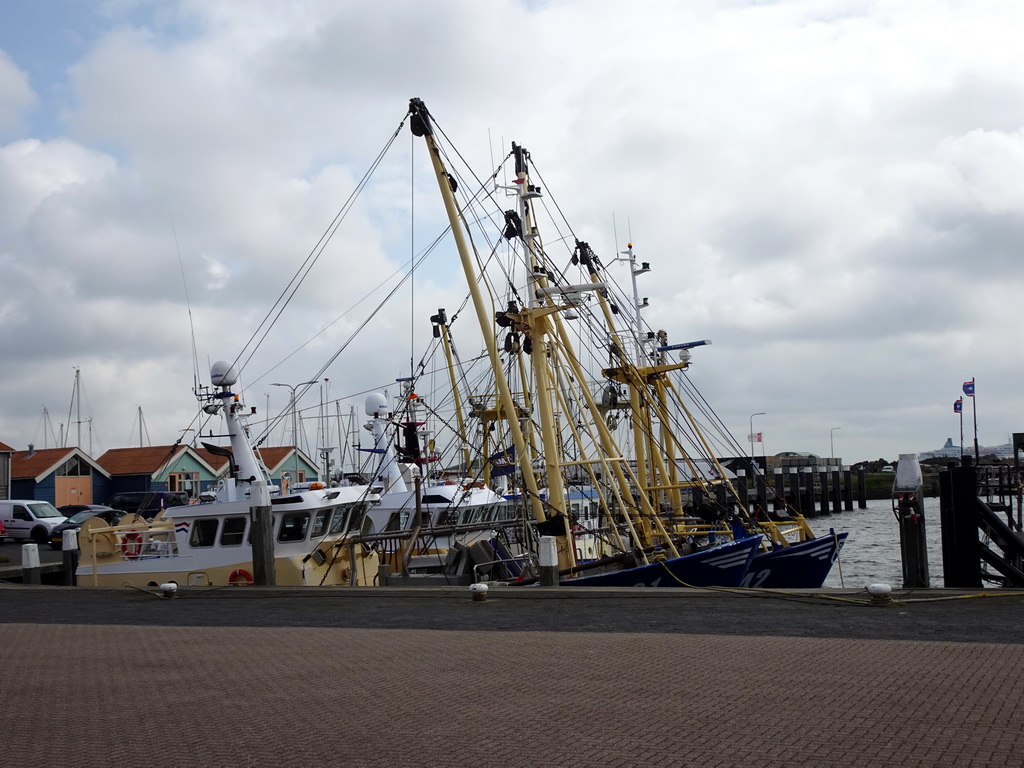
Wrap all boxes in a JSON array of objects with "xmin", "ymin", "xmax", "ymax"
[{"xmin": 408, "ymin": 98, "xmax": 546, "ymax": 524}]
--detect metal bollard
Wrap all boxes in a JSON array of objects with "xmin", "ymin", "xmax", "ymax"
[
  {"xmin": 539, "ymin": 536, "xmax": 559, "ymax": 587},
  {"xmin": 469, "ymin": 583, "xmax": 488, "ymax": 602},
  {"xmin": 62, "ymin": 529, "xmax": 79, "ymax": 586},
  {"xmin": 22, "ymin": 543, "xmax": 41, "ymax": 585}
]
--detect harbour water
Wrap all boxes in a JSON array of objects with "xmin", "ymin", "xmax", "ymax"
[{"xmin": 821, "ymin": 496, "xmax": 943, "ymax": 589}]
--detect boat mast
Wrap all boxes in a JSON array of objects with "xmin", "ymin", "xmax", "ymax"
[
  {"xmin": 431, "ymin": 308, "xmax": 472, "ymax": 476},
  {"xmin": 408, "ymin": 99, "xmax": 546, "ymax": 526}
]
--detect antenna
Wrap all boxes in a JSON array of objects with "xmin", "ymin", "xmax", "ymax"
[{"xmin": 171, "ymin": 211, "xmax": 201, "ymax": 393}]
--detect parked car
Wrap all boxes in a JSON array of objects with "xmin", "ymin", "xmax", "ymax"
[
  {"xmin": 49, "ymin": 506, "xmax": 124, "ymax": 550},
  {"xmin": 0, "ymin": 519, "xmax": 7, "ymax": 543},
  {"xmin": 0, "ymin": 500, "xmax": 69, "ymax": 545},
  {"xmin": 105, "ymin": 491, "xmax": 189, "ymax": 518}
]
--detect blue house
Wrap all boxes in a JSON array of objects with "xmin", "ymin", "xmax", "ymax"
[{"xmin": 10, "ymin": 447, "xmax": 112, "ymax": 506}]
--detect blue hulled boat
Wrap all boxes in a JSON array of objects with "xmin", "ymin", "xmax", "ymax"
[
  {"xmin": 741, "ymin": 530, "xmax": 848, "ymax": 589},
  {"xmin": 561, "ymin": 536, "xmax": 762, "ymax": 588}
]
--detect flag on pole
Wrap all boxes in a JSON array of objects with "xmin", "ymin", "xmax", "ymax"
[
  {"xmin": 746, "ymin": 432, "xmax": 763, "ymax": 443},
  {"xmin": 963, "ymin": 379, "xmax": 975, "ymax": 397},
  {"xmin": 953, "ymin": 398, "xmax": 962, "ymax": 414},
  {"xmin": 488, "ymin": 447, "xmax": 516, "ymax": 478}
]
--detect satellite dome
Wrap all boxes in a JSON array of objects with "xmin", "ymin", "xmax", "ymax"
[
  {"xmin": 210, "ymin": 360, "xmax": 239, "ymax": 387},
  {"xmin": 365, "ymin": 392, "xmax": 388, "ymax": 417}
]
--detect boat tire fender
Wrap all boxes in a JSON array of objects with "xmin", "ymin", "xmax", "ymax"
[{"xmin": 229, "ymin": 568, "xmax": 254, "ymax": 586}]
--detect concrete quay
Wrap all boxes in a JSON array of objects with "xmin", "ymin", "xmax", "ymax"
[{"xmin": 2, "ymin": 584, "xmax": 1023, "ymax": 767}]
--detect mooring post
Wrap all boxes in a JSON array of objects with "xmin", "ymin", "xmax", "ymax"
[
  {"xmin": 894, "ymin": 453, "xmax": 929, "ymax": 588},
  {"xmin": 818, "ymin": 468, "xmax": 830, "ymax": 515},
  {"xmin": 843, "ymin": 466, "xmax": 854, "ymax": 511},
  {"xmin": 940, "ymin": 457, "xmax": 982, "ymax": 588},
  {"xmin": 250, "ymin": 481, "xmax": 276, "ymax": 586},
  {"xmin": 856, "ymin": 466, "xmax": 867, "ymax": 509},
  {"xmin": 21, "ymin": 543, "xmax": 41, "ymax": 585},
  {"xmin": 62, "ymin": 528, "xmax": 79, "ymax": 586},
  {"xmin": 786, "ymin": 468, "xmax": 799, "ymax": 516},
  {"xmin": 539, "ymin": 536, "xmax": 559, "ymax": 587},
  {"xmin": 831, "ymin": 468, "xmax": 842, "ymax": 514},
  {"xmin": 755, "ymin": 470, "xmax": 768, "ymax": 516},
  {"xmin": 800, "ymin": 468, "xmax": 815, "ymax": 517},
  {"xmin": 773, "ymin": 468, "xmax": 785, "ymax": 513}
]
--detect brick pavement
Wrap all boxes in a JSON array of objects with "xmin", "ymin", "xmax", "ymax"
[{"xmin": 3, "ymin": 616, "xmax": 1024, "ymax": 766}]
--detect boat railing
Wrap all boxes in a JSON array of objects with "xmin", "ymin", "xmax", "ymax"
[
  {"xmin": 473, "ymin": 553, "xmax": 536, "ymax": 583},
  {"xmin": 78, "ymin": 519, "xmax": 180, "ymax": 562}
]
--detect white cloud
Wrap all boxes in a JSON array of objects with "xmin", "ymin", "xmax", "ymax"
[
  {"xmin": 0, "ymin": 51, "xmax": 35, "ymax": 134},
  {"xmin": 1, "ymin": 0, "xmax": 1024, "ymax": 463}
]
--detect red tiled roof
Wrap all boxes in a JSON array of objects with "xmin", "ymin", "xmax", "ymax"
[
  {"xmin": 255, "ymin": 446, "xmax": 294, "ymax": 471},
  {"xmin": 96, "ymin": 446, "xmax": 188, "ymax": 476},
  {"xmin": 0, "ymin": 440, "xmax": 14, "ymax": 452},
  {"xmin": 11, "ymin": 448, "xmax": 79, "ymax": 480},
  {"xmin": 193, "ymin": 447, "xmax": 231, "ymax": 472}
]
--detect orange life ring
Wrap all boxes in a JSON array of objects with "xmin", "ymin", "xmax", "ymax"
[
  {"xmin": 121, "ymin": 532, "xmax": 144, "ymax": 559},
  {"xmin": 228, "ymin": 568, "xmax": 254, "ymax": 586}
]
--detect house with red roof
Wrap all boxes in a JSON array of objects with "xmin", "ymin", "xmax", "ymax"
[
  {"xmin": 96, "ymin": 445, "xmax": 223, "ymax": 501},
  {"xmin": 0, "ymin": 440, "xmax": 13, "ymax": 500},
  {"xmin": 94, "ymin": 443, "xmax": 319, "ymax": 499},
  {"xmin": 253, "ymin": 445, "xmax": 320, "ymax": 487},
  {"xmin": 9, "ymin": 446, "xmax": 112, "ymax": 506}
]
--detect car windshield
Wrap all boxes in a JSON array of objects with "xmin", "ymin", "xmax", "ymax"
[
  {"xmin": 28, "ymin": 502, "xmax": 66, "ymax": 519},
  {"xmin": 67, "ymin": 511, "xmax": 100, "ymax": 524}
]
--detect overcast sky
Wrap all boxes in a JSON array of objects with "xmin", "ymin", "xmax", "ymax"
[{"xmin": 1, "ymin": 0, "xmax": 1021, "ymax": 465}]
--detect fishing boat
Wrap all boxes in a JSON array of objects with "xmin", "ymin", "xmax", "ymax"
[
  {"xmin": 406, "ymin": 97, "xmax": 846, "ymax": 588},
  {"xmin": 75, "ymin": 361, "xmax": 381, "ymax": 587},
  {"xmin": 359, "ymin": 383, "xmax": 531, "ymax": 582}
]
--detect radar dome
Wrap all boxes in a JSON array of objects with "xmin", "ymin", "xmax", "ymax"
[
  {"xmin": 210, "ymin": 360, "xmax": 239, "ymax": 387},
  {"xmin": 365, "ymin": 392, "xmax": 388, "ymax": 417}
]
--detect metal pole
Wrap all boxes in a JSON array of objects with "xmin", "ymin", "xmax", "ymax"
[
  {"xmin": 250, "ymin": 482, "xmax": 276, "ymax": 586},
  {"xmin": 272, "ymin": 381, "xmax": 316, "ymax": 487},
  {"xmin": 750, "ymin": 412, "xmax": 765, "ymax": 462},
  {"xmin": 830, "ymin": 427, "xmax": 840, "ymax": 460}
]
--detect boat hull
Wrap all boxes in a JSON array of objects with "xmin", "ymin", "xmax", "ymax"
[
  {"xmin": 741, "ymin": 531, "xmax": 849, "ymax": 589},
  {"xmin": 560, "ymin": 536, "xmax": 762, "ymax": 588}
]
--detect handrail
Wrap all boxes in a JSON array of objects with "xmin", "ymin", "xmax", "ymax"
[{"xmin": 473, "ymin": 554, "xmax": 535, "ymax": 581}]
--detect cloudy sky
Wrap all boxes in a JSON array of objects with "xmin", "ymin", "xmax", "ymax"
[{"xmin": 1, "ymin": 0, "xmax": 1021, "ymax": 465}]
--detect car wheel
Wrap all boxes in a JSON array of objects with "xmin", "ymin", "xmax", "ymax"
[{"xmin": 31, "ymin": 527, "xmax": 48, "ymax": 546}]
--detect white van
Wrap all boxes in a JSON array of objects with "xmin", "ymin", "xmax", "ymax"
[{"xmin": 0, "ymin": 500, "xmax": 68, "ymax": 545}]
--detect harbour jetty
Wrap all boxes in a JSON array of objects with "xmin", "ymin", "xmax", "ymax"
[{"xmin": 2, "ymin": 585, "xmax": 1023, "ymax": 767}]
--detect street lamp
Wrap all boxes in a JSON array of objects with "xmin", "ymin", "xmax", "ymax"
[
  {"xmin": 830, "ymin": 427, "xmax": 841, "ymax": 460},
  {"xmin": 272, "ymin": 380, "xmax": 317, "ymax": 485},
  {"xmin": 749, "ymin": 412, "xmax": 766, "ymax": 461}
]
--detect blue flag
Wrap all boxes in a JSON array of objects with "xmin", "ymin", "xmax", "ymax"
[
  {"xmin": 488, "ymin": 447, "xmax": 516, "ymax": 478},
  {"xmin": 953, "ymin": 398, "xmax": 962, "ymax": 413},
  {"xmin": 963, "ymin": 379, "xmax": 975, "ymax": 397}
]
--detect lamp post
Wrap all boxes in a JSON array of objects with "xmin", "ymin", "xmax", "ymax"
[
  {"xmin": 749, "ymin": 412, "xmax": 766, "ymax": 461},
  {"xmin": 271, "ymin": 380, "xmax": 316, "ymax": 484},
  {"xmin": 830, "ymin": 427, "xmax": 841, "ymax": 461}
]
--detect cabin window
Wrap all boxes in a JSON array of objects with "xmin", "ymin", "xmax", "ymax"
[
  {"xmin": 437, "ymin": 508, "xmax": 458, "ymax": 527},
  {"xmin": 384, "ymin": 511, "xmax": 408, "ymax": 532},
  {"xmin": 329, "ymin": 508, "xmax": 349, "ymax": 535},
  {"xmin": 311, "ymin": 509, "xmax": 333, "ymax": 538},
  {"xmin": 349, "ymin": 502, "xmax": 369, "ymax": 534},
  {"xmin": 190, "ymin": 518, "xmax": 219, "ymax": 548},
  {"xmin": 278, "ymin": 512, "xmax": 311, "ymax": 542},
  {"xmin": 220, "ymin": 516, "xmax": 247, "ymax": 547}
]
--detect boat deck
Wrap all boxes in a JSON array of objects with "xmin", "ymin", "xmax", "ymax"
[{"xmin": 2, "ymin": 585, "xmax": 1022, "ymax": 767}]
